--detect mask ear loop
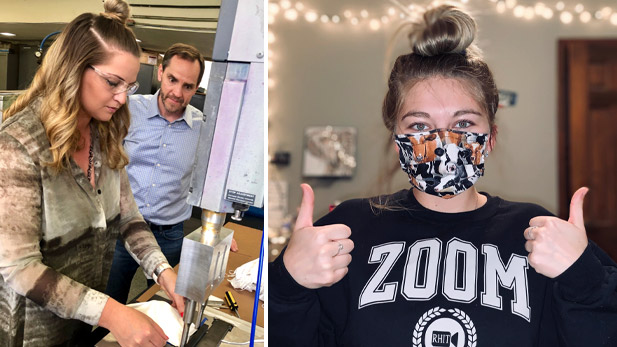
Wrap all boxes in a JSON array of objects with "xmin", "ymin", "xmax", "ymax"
[{"xmin": 485, "ymin": 124, "xmax": 498, "ymax": 158}]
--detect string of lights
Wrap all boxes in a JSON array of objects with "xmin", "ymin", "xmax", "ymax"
[{"xmin": 268, "ymin": 0, "xmax": 617, "ymax": 29}]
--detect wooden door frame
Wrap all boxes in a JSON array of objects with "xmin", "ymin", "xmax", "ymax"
[
  {"xmin": 558, "ymin": 39, "xmax": 617, "ymax": 219},
  {"xmin": 557, "ymin": 39, "xmax": 570, "ymax": 220}
]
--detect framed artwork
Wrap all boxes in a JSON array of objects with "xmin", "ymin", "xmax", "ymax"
[{"xmin": 302, "ymin": 126, "xmax": 357, "ymax": 177}]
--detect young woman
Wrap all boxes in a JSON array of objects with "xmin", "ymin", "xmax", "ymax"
[
  {"xmin": 270, "ymin": 5, "xmax": 617, "ymax": 346},
  {"xmin": 0, "ymin": 1, "xmax": 183, "ymax": 346}
]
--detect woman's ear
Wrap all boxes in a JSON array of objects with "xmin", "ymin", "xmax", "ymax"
[{"xmin": 487, "ymin": 124, "xmax": 498, "ymax": 153}]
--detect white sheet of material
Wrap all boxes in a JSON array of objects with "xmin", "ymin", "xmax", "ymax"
[
  {"xmin": 229, "ymin": 258, "xmax": 264, "ymax": 301},
  {"xmin": 102, "ymin": 300, "xmax": 196, "ymax": 346}
]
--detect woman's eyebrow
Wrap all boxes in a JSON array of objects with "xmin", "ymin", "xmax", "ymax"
[
  {"xmin": 106, "ymin": 71, "xmax": 137, "ymax": 84},
  {"xmin": 453, "ymin": 109, "xmax": 483, "ymax": 117},
  {"xmin": 401, "ymin": 111, "xmax": 430, "ymax": 120},
  {"xmin": 401, "ymin": 109, "xmax": 483, "ymax": 120},
  {"xmin": 106, "ymin": 72, "xmax": 126, "ymax": 82}
]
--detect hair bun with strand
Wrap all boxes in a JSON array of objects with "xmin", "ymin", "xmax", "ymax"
[
  {"xmin": 407, "ymin": 4, "xmax": 479, "ymax": 58},
  {"xmin": 102, "ymin": 0, "xmax": 131, "ymax": 25}
]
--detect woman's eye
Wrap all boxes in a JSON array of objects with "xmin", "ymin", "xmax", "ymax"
[
  {"xmin": 456, "ymin": 120, "xmax": 472, "ymax": 128},
  {"xmin": 106, "ymin": 79, "xmax": 119, "ymax": 88},
  {"xmin": 410, "ymin": 123, "xmax": 428, "ymax": 131}
]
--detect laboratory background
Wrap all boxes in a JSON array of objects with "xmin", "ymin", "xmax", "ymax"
[
  {"xmin": 268, "ymin": 0, "xmax": 617, "ymax": 262},
  {"xmin": 0, "ymin": 0, "xmax": 265, "ymax": 345}
]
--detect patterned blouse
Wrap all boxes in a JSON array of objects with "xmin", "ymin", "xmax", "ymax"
[{"xmin": 0, "ymin": 100, "xmax": 167, "ymax": 346}]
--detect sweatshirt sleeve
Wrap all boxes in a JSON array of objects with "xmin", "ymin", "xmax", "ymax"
[
  {"xmin": 269, "ymin": 250, "xmax": 325, "ymax": 346},
  {"xmin": 551, "ymin": 241, "xmax": 617, "ymax": 345},
  {"xmin": 117, "ymin": 168, "xmax": 167, "ymax": 277},
  {"xmin": 0, "ymin": 134, "xmax": 107, "ymax": 326},
  {"xmin": 269, "ymin": 200, "xmax": 364, "ymax": 346}
]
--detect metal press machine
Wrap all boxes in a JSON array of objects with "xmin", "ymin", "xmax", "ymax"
[{"xmin": 174, "ymin": 0, "xmax": 264, "ymax": 345}]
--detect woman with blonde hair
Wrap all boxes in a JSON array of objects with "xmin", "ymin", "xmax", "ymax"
[
  {"xmin": 0, "ymin": 0, "xmax": 184, "ymax": 346},
  {"xmin": 270, "ymin": 4, "xmax": 617, "ymax": 346}
]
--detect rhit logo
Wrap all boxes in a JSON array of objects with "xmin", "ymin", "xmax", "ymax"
[{"xmin": 412, "ymin": 307, "xmax": 477, "ymax": 347}]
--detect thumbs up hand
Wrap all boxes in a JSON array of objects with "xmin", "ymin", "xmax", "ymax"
[
  {"xmin": 283, "ymin": 184, "xmax": 354, "ymax": 289},
  {"xmin": 524, "ymin": 187, "xmax": 590, "ymax": 278}
]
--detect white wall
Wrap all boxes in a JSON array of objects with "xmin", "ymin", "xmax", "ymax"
[{"xmin": 268, "ymin": 1, "xmax": 617, "ymax": 221}]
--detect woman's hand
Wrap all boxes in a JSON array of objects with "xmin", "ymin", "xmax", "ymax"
[
  {"xmin": 158, "ymin": 268, "xmax": 185, "ymax": 315},
  {"xmin": 283, "ymin": 184, "xmax": 354, "ymax": 289},
  {"xmin": 99, "ymin": 298, "xmax": 168, "ymax": 347},
  {"xmin": 524, "ymin": 187, "xmax": 589, "ymax": 278}
]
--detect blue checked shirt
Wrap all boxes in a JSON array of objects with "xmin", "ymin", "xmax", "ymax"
[{"xmin": 125, "ymin": 90, "xmax": 203, "ymax": 225}]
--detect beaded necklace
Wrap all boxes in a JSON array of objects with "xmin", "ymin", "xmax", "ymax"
[{"xmin": 87, "ymin": 129, "xmax": 93, "ymax": 182}]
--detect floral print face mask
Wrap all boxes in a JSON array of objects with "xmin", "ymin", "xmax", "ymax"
[{"xmin": 394, "ymin": 129, "xmax": 489, "ymax": 198}]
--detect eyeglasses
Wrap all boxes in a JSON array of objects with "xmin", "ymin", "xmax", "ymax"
[{"xmin": 88, "ymin": 65, "xmax": 139, "ymax": 95}]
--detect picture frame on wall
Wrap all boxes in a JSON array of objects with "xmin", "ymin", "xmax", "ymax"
[{"xmin": 302, "ymin": 126, "xmax": 357, "ymax": 178}]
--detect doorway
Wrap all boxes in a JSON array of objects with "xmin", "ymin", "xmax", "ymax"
[{"xmin": 559, "ymin": 39, "xmax": 617, "ymax": 260}]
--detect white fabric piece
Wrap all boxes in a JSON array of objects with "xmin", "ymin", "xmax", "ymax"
[
  {"xmin": 229, "ymin": 258, "xmax": 264, "ymax": 301},
  {"xmin": 102, "ymin": 300, "xmax": 196, "ymax": 346}
]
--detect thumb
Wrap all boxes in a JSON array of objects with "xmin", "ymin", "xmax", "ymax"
[
  {"xmin": 295, "ymin": 183, "xmax": 315, "ymax": 229},
  {"xmin": 568, "ymin": 187, "xmax": 589, "ymax": 229}
]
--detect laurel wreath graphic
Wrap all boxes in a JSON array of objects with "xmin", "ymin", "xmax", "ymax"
[
  {"xmin": 412, "ymin": 307, "xmax": 445, "ymax": 347},
  {"xmin": 412, "ymin": 307, "xmax": 477, "ymax": 347},
  {"xmin": 449, "ymin": 308, "xmax": 477, "ymax": 347}
]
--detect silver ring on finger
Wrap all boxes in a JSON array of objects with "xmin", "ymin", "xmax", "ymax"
[
  {"xmin": 526, "ymin": 226, "xmax": 537, "ymax": 240},
  {"xmin": 334, "ymin": 241, "xmax": 343, "ymax": 257}
]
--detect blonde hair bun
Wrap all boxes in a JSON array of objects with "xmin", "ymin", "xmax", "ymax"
[
  {"xmin": 103, "ymin": 0, "xmax": 131, "ymax": 25},
  {"xmin": 408, "ymin": 5, "xmax": 479, "ymax": 57}
]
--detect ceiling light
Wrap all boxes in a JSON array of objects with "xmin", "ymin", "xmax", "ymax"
[
  {"xmin": 555, "ymin": 2, "xmax": 565, "ymax": 11},
  {"xmin": 524, "ymin": 7, "xmax": 535, "ymax": 19},
  {"xmin": 284, "ymin": 9, "xmax": 298, "ymax": 21},
  {"xmin": 560, "ymin": 11, "xmax": 573, "ymax": 24},
  {"xmin": 305, "ymin": 11, "xmax": 318, "ymax": 22},
  {"xmin": 496, "ymin": 2, "xmax": 507, "ymax": 13},
  {"xmin": 369, "ymin": 19, "xmax": 380, "ymax": 30},
  {"xmin": 514, "ymin": 5, "xmax": 525, "ymax": 17},
  {"xmin": 574, "ymin": 4, "xmax": 584, "ymax": 13},
  {"xmin": 0, "ymin": 32, "xmax": 16, "ymax": 37},
  {"xmin": 269, "ymin": 3, "xmax": 280, "ymax": 15}
]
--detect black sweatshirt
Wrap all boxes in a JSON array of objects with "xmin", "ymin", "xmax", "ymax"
[{"xmin": 269, "ymin": 189, "xmax": 617, "ymax": 346}]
